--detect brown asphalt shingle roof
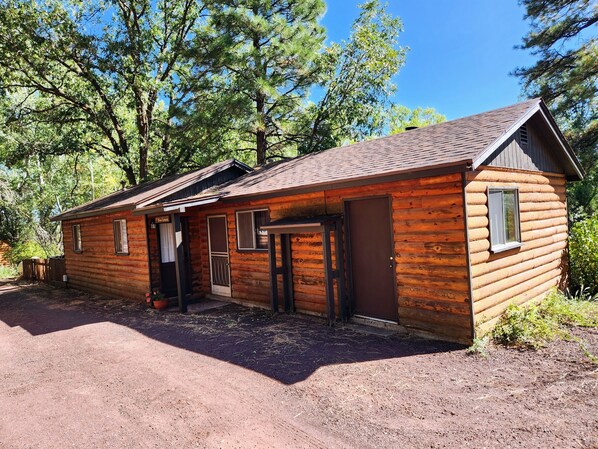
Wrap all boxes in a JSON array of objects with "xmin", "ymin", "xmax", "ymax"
[
  {"xmin": 207, "ymin": 98, "xmax": 542, "ymax": 200},
  {"xmin": 52, "ymin": 159, "xmax": 249, "ymax": 221}
]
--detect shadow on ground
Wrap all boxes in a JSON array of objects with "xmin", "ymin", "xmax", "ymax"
[{"xmin": 0, "ymin": 282, "xmax": 463, "ymax": 384}]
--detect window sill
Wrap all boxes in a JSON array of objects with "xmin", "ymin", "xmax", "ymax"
[
  {"xmin": 490, "ymin": 242, "xmax": 522, "ymax": 254},
  {"xmin": 115, "ymin": 252, "xmax": 130, "ymax": 256},
  {"xmin": 73, "ymin": 250, "xmax": 83, "ymax": 254},
  {"xmin": 236, "ymin": 248, "xmax": 268, "ymax": 253}
]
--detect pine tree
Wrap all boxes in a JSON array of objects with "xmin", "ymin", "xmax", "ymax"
[{"xmin": 207, "ymin": 0, "xmax": 326, "ymax": 164}]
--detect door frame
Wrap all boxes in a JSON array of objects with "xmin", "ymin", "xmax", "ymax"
[
  {"xmin": 207, "ymin": 214, "xmax": 231, "ymax": 297},
  {"xmin": 156, "ymin": 221, "xmax": 177, "ymax": 297},
  {"xmin": 343, "ymin": 194, "xmax": 399, "ymax": 322}
]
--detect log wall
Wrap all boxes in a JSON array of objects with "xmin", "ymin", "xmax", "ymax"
[
  {"xmin": 62, "ymin": 211, "xmax": 151, "ymax": 300},
  {"xmin": 465, "ymin": 167, "xmax": 568, "ymax": 334},
  {"xmin": 186, "ymin": 172, "xmax": 472, "ymax": 342},
  {"xmin": 0, "ymin": 241, "xmax": 10, "ymax": 266}
]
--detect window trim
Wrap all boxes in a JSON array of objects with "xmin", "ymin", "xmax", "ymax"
[
  {"xmin": 235, "ymin": 208, "xmax": 269, "ymax": 252},
  {"xmin": 487, "ymin": 187, "xmax": 522, "ymax": 254},
  {"xmin": 72, "ymin": 224, "xmax": 82, "ymax": 253},
  {"xmin": 113, "ymin": 219, "xmax": 130, "ymax": 255}
]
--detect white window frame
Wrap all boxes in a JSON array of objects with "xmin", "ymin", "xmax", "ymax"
[
  {"xmin": 72, "ymin": 224, "xmax": 82, "ymax": 253},
  {"xmin": 235, "ymin": 209, "xmax": 269, "ymax": 251},
  {"xmin": 113, "ymin": 219, "xmax": 129, "ymax": 255},
  {"xmin": 487, "ymin": 187, "xmax": 522, "ymax": 253}
]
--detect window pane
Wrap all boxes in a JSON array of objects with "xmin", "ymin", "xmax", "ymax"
[
  {"xmin": 113, "ymin": 221, "xmax": 121, "ymax": 253},
  {"xmin": 488, "ymin": 190, "xmax": 504, "ymax": 246},
  {"xmin": 254, "ymin": 210, "xmax": 269, "ymax": 249},
  {"xmin": 159, "ymin": 223, "xmax": 175, "ymax": 263},
  {"xmin": 237, "ymin": 212, "xmax": 254, "ymax": 249},
  {"xmin": 73, "ymin": 225, "xmax": 81, "ymax": 251},
  {"xmin": 503, "ymin": 191, "xmax": 517, "ymax": 243},
  {"xmin": 120, "ymin": 220, "xmax": 129, "ymax": 253}
]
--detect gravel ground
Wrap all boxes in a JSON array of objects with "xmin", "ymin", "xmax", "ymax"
[{"xmin": 0, "ymin": 282, "xmax": 596, "ymax": 448}]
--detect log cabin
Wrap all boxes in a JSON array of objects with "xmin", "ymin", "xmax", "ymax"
[{"xmin": 52, "ymin": 99, "xmax": 583, "ymax": 344}]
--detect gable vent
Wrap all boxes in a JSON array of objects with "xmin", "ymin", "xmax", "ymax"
[{"xmin": 519, "ymin": 124, "xmax": 528, "ymax": 148}]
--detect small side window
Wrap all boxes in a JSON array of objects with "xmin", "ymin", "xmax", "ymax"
[
  {"xmin": 236, "ymin": 209, "xmax": 269, "ymax": 250},
  {"xmin": 113, "ymin": 219, "xmax": 129, "ymax": 255},
  {"xmin": 488, "ymin": 188, "xmax": 521, "ymax": 252},
  {"xmin": 72, "ymin": 224, "xmax": 82, "ymax": 252}
]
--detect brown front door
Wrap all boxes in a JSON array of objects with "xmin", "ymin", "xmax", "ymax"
[{"xmin": 346, "ymin": 197, "xmax": 397, "ymax": 322}]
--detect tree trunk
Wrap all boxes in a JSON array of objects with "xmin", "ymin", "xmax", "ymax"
[{"xmin": 256, "ymin": 92, "xmax": 266, "ymax": 165}]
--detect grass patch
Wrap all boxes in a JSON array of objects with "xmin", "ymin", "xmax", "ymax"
[
  {"xmin": 492, "ymin": 290, "xmax": 598, "ymax": 357},
  {"xmin": 0, "ymin": 265, "xmax": 18, "ymax": 279}
]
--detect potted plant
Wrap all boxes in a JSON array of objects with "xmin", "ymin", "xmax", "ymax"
[{"xmin": 146, "ymin": 290, "xmax": 169, "ymax": 310}]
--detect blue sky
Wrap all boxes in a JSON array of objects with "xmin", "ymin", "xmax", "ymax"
[{"xmin": 321, "ymin": 0, "xmax": 536, "ymax": 120}]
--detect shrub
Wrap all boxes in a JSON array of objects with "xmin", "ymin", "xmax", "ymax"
[
  {"xmin": 492, "ymin": 290, "xmax": 598, "ymax": 350},
  {"xmin": 569, "ymin": 216, "xmax": 598, "ymax": 295},
  {"xmin": 5, "ymin": 240, "xmax": 47, "ymax": 264}
]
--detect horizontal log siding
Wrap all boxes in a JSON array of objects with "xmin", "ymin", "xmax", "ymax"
[
  {"xmin": 465, "ymin": 167, "xmax": 568, "ymax": 334},
  {"xmin": 186, "ymin": 172, "xmax": 471, "ymax": 342},
  {"xmin": 0, "ymin": 241, "xmax": 10, "ymax": 266},
  {"xmin": 62, "ymin": 211, "xmax": 150, "ymax": 300}
]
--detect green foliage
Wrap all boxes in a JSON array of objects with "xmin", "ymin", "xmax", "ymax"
[
  {"xmin": 387, "ymin": 105, "xmax": 446, "ymax": 134},
  {"xmin": 0, "ymin": 265, "xmax": 18, "ymax": 279},
  {"xmin": 569, "ymin": 216, "xmax": 598, "ymax": 294},
  {"xmin": 204, "ymin": 0, "xmax": 327, "ymax": 165},
  {"xmin": 298, "ymin": 0, "xmax": 407, "ymax": 154},
  {"xmin": 492, "ymin": 290, "xmax": 598, "ymax": 350},
  {"xmin": 515, "ymin": 0, "xmax": 597, "ymax": 217},
  {"xmin": 0, "ymin": 0, "xmax": 229, "ymax": 184},
  {"xmin": 466, "ymin": 335, "xmax": 490, "ymax": 357},
  {"xmin": 6, "ymin": 240, "xmax": 51, "ymax": 264}
]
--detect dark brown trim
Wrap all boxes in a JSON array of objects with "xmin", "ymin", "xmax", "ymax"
[
  {"xmin": 221, "ymin": 162, "xmax": 471, "ymax": 204},
  {"xmin": 145, "ymin": 215, "xmax": 153, "ymax": 292},
  {"xmin": 322, "ymin": 225, "xmax": 335, "ymax": 324},
  {"xmin": 461, "ymin": 172, "xmax": 476, "ymax": 341}
]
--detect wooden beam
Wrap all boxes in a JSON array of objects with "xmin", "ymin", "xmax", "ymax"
[
  {"xmin": 172, "ymin": 213, "xmax": 187, "ymax": 313},
  {"xmin": 322, "ymin": 225, "xmax": 335, "ymax": 325},
  {"xmin": 281, "ymin": 233, "xmax": 294, "ymax": 313},
  {"xmin": 268, "ymin": 233, "xmax": 279, "ymax": 312},
  {"xmin": 334, "ymin": 219, "xmax": 347, "ymax": 321}
]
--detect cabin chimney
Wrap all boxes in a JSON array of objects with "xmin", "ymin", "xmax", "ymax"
[{"xmin": 120, "ymin": 180, "xmax": 126, "ymax": 191}]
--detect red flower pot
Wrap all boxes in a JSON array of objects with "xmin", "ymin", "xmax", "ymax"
[{"xmin": 153, "ymin": 299, "xmax": 169, "ymax": 310}]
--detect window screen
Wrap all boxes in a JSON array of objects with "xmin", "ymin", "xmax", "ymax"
[
  {"xmin": 113, "ymin": 219, "xmax": 129, "ymax": 254},
  {"xmin": 72, "ymin": 225, "xmax": 82, "ymax": 252},
  {"xmin": 236, "ymin": 210, "xmax": 269, "ymax": 250},
  {"xmin": 488, "ymin": 188, "xmax": 520, "ymax": 251}
]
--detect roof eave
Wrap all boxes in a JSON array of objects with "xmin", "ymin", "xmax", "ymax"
[{"xmin": 50, "ymin": 204, "xmax": 135, "ymax": 222}]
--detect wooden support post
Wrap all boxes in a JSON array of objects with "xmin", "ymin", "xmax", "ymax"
[
  {"xmin": 322, "ymin": 225, "xmax": 336, "ymax": 325},
  {"xmin": 172, "ymin": 214, "xmax": 187, "ymax": 313},
  {"xmin": 268, "ymin": 233, "xmax": 279, "ymax": 312},
  {"xmin": 281, "ymin": 233, "xmax": 294, "ymax": 313},
  {"xmin": 334, "ymin": 220, "xmax": 347, "ymax": 321}
]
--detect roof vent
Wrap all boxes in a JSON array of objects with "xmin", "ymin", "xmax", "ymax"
[
  {"xmin": 519, "ymin": 124, "xmax": 528, "ymax": 148},
  {"xmin": 120, "ymin": 180, "xmax": 127, "ymax": 191},
  {"xmin": 405, "ymin": 126, "xmax": 419, "ymax": 131}
]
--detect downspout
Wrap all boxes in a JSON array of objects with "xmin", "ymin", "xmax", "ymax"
[{"xmin": 461, "ymin": 171, "xmax": 477, "ymax": 342}]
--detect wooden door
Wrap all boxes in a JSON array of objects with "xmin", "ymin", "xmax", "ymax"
[
  {"xmin": 158, "ymin": 222, "xmax": 177, "ymax": 297},
  {"xmin": 346, "ymin": 197, "xmax": 398, "ymax": 322},
  {"xmin": 207, "ymin": 215, "xmax": 231, "ymax": 297}
]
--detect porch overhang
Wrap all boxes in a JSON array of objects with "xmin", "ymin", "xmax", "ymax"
[
  {"xmin": 261, "ymin": 215, "xmax": 342, "ymax": 235},
  {"xmin": 264, "ymin": 215, "xmax": 346, "ymax": 325}
]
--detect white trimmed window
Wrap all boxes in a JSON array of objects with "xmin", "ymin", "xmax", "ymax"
[
  {"xmin": 488, "ymin": 188, "xmax": 521, "ymax": 252},
  {"xmin": 236, "ymin": 210, "xmax": 269, "ymax": 250},
  {"xmin": 72, "ymin": 224, "xmax": 82, "ymax": 252},
  {"xmin": 113, "ymin": 219, "xmax": 129, "ymax": 254}
]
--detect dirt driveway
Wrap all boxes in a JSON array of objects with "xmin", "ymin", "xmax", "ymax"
[{"xmin": 0, "ymin": 282, "xmax": 596, "ymax": 448}]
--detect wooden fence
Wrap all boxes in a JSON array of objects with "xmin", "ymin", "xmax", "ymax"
[{"xmin": 22, "ymin": 257, "xmax": 66, "ymax": 285}]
